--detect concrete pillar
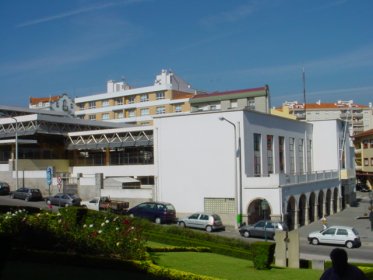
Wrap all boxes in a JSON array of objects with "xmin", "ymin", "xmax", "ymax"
[
  {"xmin": 287, "ymin": 230, "xmax": 300, "ymax": 268},
  {"xmin": 330, "ymin": 198, "xmax": 334, "ymax": 215},
  {"xmin": 274, "ymin": 231, "xmax": 287, "ymax": 267},
  {"xmin": 105, "ymin": 147, "xmax": 110, "ymax": 166},
  {"xmin": 304, "ymin": 206, "xmax": 309, "ymax": 225},
  {"xmin": 293, "ymin": 210, "xmax": 299, "ymax": 229},
  {"xmin": 313, "ymin": 202, "xmax": 318, "ymax": 221},
  {"xmin": 322, "ymin": 201, "xmax": 326, "ymax": 217}
]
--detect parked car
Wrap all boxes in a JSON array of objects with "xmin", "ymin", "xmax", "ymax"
[
  {"xmin": 10, "ymin": 187, "xmax": 43, "ymax": 201},
  {"xmin": 178, "ymin": 212, "xmax": 225, "ymax": 232},
  {"xmin": 239, "ymin": 220, "xmax": 288, "ymax": 239},
  {"xmin": 127, "ymin": 201, "xmax": 176, "ymax": 224},
  {"xmin": 0, "ymin": 181, "xmax": 10, "ymax": 195},
  {"xmin": 308, "ymin": 225, "xmax": 361, "ymax": 249},
  {"xmin": 81, "ymin": 196, "xmax": 129, "ymax": 214},
  {"xmin": 46, "ymin": 193, "xmax": 82, "ymax": 207}
]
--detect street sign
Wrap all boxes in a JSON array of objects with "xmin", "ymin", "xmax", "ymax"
[{"xmin": 46, "ymin": 166, "xmax": 53, "ymax": 185}]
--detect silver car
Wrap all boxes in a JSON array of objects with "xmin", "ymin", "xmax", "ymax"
[
  {"xmin": 178, "ymin": 213, "xmax": 225, "ymax": 232},
  {"xmin": 46, "ymin": 193, "xmax": 82, "ymax": 207},
  {"xmin": 239, "ymin": 220, "xmax": 288, "ymax": 239},
  {"xmin": 308, "ymin": 225, "xmax": 361, "ymax": 249}
]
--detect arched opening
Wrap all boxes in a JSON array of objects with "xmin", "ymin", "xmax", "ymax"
[
  {"xmin": 286, "ymin": 196, "xmax": 296, "ymax": 230},
  {"xmin": 341, "ymin": 185, "xmax": 346, "ymax": 209},
  {"xmin": 298, "ymin": 194, "xmax": 307, "ymax": 227},
  {"xmin": 247, "ymin": 198, "xmax": 272, "ymax": 225},
  {"xmin": 333, "ymin": 188, "xmax": 339, "ymax": 213},
  {"xmin": 308, "ymin": 192, "xmax": 316, "ymax": 223},
  {"xmin": 325, "ymin": 189, "xmax": 332, "ymax": 216},
  {"xmin": 317, "ymin": 191, "xmax": 324, "ymax": 219}
]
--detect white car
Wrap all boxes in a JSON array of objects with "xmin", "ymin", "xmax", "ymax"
[
  {"xmin": 178, "ymin": 213, "xmax": 225, "ymax": 232},
  {"xmin": 307, "ymin": 225, "xmax": 361, "ymax": 249}
]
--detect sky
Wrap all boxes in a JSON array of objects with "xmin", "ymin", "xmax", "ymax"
[{"xmin": 1, "ymin": 0, "xmax": 373, "ymax": 108}]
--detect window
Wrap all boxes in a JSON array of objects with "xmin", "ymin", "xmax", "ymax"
[
  {"xmin": 363, "ymin": 140, "xmax": 369, "ymax": 149},
  {"xmin": 140, "ymin": 94, "xmax": 149, "ymax": 102},
  {"xmin": 89, "ymin": 114, "xmax": 96, "ymax": 120},
  {"xmin": 115, "ymin": 111, "xmax": 124, "ymax": 119},
  {"xmin": 128, "ymin": 96, "xmax": 135, "ymax": 104},
  {"xmin": 364, "ymin": 158, "xmax": 369, "ymax": 166},
  {"xmin": 140, "ymin": 108, "xmax": 149, "ymax": 116},
  {"xmin": 371, "ymin": 158, "xmax": 373, "ymax": 166},
  {"xmin": 156, "ymin": 91, "xmax": 165, "ymax": 100},
  {"xmin": 115, "ymin": 98, "xmax": 123, "ymax": 105},
  {"xmin": 88, "ymin": 101, "xmax": 96, "ymax": 109},
  {"xmin": 156, "ymin": 106, "xmax": 165, "ymax": 114},
  {"xmin": 174, "ymin": 104, "xmax": 182, "ymax": 113},
  {"xmin": 289, "ymin": 137, "xmax": 295, "ymax": 174},
  {"xmin": 128, "ymin": 109, "xmax": 136, "ymax": 118},
  {"xmin": 267, "ymin": 135, "xmax": 273, "ymax": 174},
  {"xmin": 254, "ymin": 133, "xmax": 261, "ymax": 176},
  {"xmin": 247, "ymin": 98, "xmax": 255, "ymax": 110},
  {"xmin": 102, "ymin": 113, "xmax": 109, "ymax": 120},
  {"xmin": 78, "ymin": 103, "xmax": 84, "ymax": 110},
  {"xmin": 307, "ymin": 139, "xmax": 312, "ymax": 172},
  {"xmin": 298, "ymin": 139, "xmax": 304, "ymax": 174},
  {"xmin": 102, "ymin": 100, "xmax": 109, "ymax": 107},
  {"xmin": 279, "ymin": 136, "xmax": 285, "ymax": 173},
  {"xmin": 231, "ymin": 99, "xmax": 238, "ymax": 108}
]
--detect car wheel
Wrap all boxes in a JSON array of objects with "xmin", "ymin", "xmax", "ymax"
[
  {"xmin": 206, "ymin": 225, "xmax": 212, "ymax": 232},
  {"xmin": 155, "ymin": 217, "xmax": 162, "ymax": 224},
  {"xmin": 243, "ymin": 231, "xmax": 250, "ymax": 238},
  {"xmin": 10, "ymin": 193, "xmax": 14, "ymax": 199},
  {"xmin": 311, "ymin": 238, "xmax": 319, "ymax": 245},
  {"xmin": 346, "ymin": 241, "xmax": 354, "ymax": 249},
  {"xmin": 25, "ymin": 196, "xmax": 30, "ymax": 202},
  {"xmin": 179, "ymin": 222, "xmax": 186, "ymax": 228}
]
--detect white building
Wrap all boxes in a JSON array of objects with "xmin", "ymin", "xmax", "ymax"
[{"xmin": 154, "ymin": 109, "xmax": 355, "ymax": 229}]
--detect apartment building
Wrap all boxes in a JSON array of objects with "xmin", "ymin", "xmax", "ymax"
[
  {"xmin": 354, "ymin": 129, "xmax": 373, "ymax": 189},
  {"xmin": 190, "ymin": 85, "xmax": 271, "ymax": 113},
  {"xmin": 29, "ymin": 93, "xmax": 76, "ymax": 116},
  {"xmin": 272, "ymin": 100, "xmax": 373, "ymax": 136},
  {"xmin": 74, "ymin": 69, "xmax": 197, "ymax": 125}
]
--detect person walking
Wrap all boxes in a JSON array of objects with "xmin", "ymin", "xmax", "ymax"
[
  {"xmin": 321, "ymin": 215, "xmax": 328, "ymax": 230},
  {"xmin": 320, "ymin": 248, "xmax": 368, "ymax": 280}
]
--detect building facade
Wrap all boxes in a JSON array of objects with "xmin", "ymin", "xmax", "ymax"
[
  {"xmin": 29, "ymin": 93, "xmax": 76, "ymax": 116},
  {"xmin": 354, "ymin": 129, "xmax": 373, "ymax": 189},
  {"xmin": 74, "ymin": 69, "xmax": 196, "ymax": 125}
]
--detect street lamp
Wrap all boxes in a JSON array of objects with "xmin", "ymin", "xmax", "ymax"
[
  {"xmin": 219, "ymin": 116, "xmax": 243, "ymax": 228},
  {"xmin": 261, "ymin": 199, "xmax": 269, "ymax": 241}
]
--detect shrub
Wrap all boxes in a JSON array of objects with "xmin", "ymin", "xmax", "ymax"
[{"xmin": 251, "ymin": 241, "xmax": 276, "ymax": 270}]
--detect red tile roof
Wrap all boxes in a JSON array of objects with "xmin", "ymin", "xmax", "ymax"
[{"xmin": 29, "ymin": 96, "xmax": 60, "ymax": 105}]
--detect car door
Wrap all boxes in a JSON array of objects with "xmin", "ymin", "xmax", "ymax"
[
  {"xmin": 252, "ymin": 221, "xmax": 266, "ymax": 237},
  {"xmin": 198, "ymin": 214, "xmax": 210, "ymax": 229},
  {"xmin": 185, "ymin": 213, "xmax": 200, "ymax": 228},
  {"xmin": 319, "ymin": 227, "xmax": 337, "ymax": 244},
  {"xmin": 335, "ymin": 228, "xmax": 349, "ymax": 245}
]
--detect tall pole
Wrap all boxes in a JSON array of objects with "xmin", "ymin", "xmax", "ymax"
[
  {"xmin": 11, "ymin": 117, "xmax": 19, "ymax": 189},
  {"xmin": 219, "ymin": 116, "xmax": 241, "ymax": 229}
]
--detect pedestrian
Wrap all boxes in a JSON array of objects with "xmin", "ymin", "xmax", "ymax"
[
  {"xmin": 321, "ymin": 215, "xmax": 328, "ymax": 230},
  {"xmin": 320, "ymin": 248, "xmax": 368, "ymax": 280}
]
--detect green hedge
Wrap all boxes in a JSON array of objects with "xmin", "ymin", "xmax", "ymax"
[{"xmin": 251, "ymin": 241, "xmax": 276, "ymax": 270}]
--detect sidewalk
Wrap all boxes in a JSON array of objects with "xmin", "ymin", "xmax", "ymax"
[{"xmin": 298, "ymin": 191, "xmax": 373, "ymax": 247}]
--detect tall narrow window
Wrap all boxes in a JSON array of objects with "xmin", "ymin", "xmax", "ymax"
[
  {"xmin": 298, "ymin": 139, "xmax": 304, "ymax": 174},
  {"xmin": 254, "ymin": 133, "xmax": 261, "ymax": 176},
  {"xmin": 140, "ymin": 94, "xmax": 149, "ymax": 102},
  {"xmin": 289, "ymin": 137, "xmax": 295, "ymax": 174},
  {"xmin": 267, "ymin": 135, "xmax": 273, "ymax": 174},
  {"xmin": 279, "ymin": 136, "xmax": 285, "ymax": 173},
  {"xmin": 307, "ymin": 139, "xmax": 312, "ymax": 172},
  {"xmin": 156, "ymin": 91, "xmax": 165, "ymax": 100}
]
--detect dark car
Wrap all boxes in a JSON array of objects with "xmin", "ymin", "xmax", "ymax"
[
  {"xmin": 46, "ymin": 193, "xmax": 82, "ymax": 207},
  {"xmin": 10, "ymin": 187, "xmax": 43, "ymax": 201},
  {"xmin": 127, "ymin": 201, "xmax": 176, "ymax": 224},
  {"xmin": 239, "ymin": 220, "xmax": 288, "ymax": 239},
  {"xmin": 0, "ymin": 181, "xmax": 10, "ymax": 195}
]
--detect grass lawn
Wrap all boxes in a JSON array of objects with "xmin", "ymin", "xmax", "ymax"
[{"xmin": 152, "ymin": 251, "xmax": 324, "ymax": 280}]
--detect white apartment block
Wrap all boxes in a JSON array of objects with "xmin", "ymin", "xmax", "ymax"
[{"xmin": 74, "ymin": 70, "xmax": 197, "ymax": 125}]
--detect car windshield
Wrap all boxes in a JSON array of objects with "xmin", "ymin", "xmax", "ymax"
[
  {"xmin": 165, "ymin": 204, "xmax": 175, "ymax": 211},
  {"xmin": 212, "ymin": 214, "xmax": 222, "ymax": 221},
  {"xmin": 31, "ymin": 189, "xmax": 41, "ymax": 193}
]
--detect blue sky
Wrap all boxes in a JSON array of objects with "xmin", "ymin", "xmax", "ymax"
[{"xmin": 1, "ymin": 0, "xmax": 373, "ymax": 107}]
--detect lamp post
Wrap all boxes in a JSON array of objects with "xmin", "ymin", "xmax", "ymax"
[
  {"xmin": 261, "ymin": 199, "xmax": 269, "ymax": 241},
  {"xmin": 11, "ymin": 117, "xmax": 18, "ymax": 189},
  {"xmin": 219, "ymin": 116, "xmax": 242, "ymax": 228}
]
